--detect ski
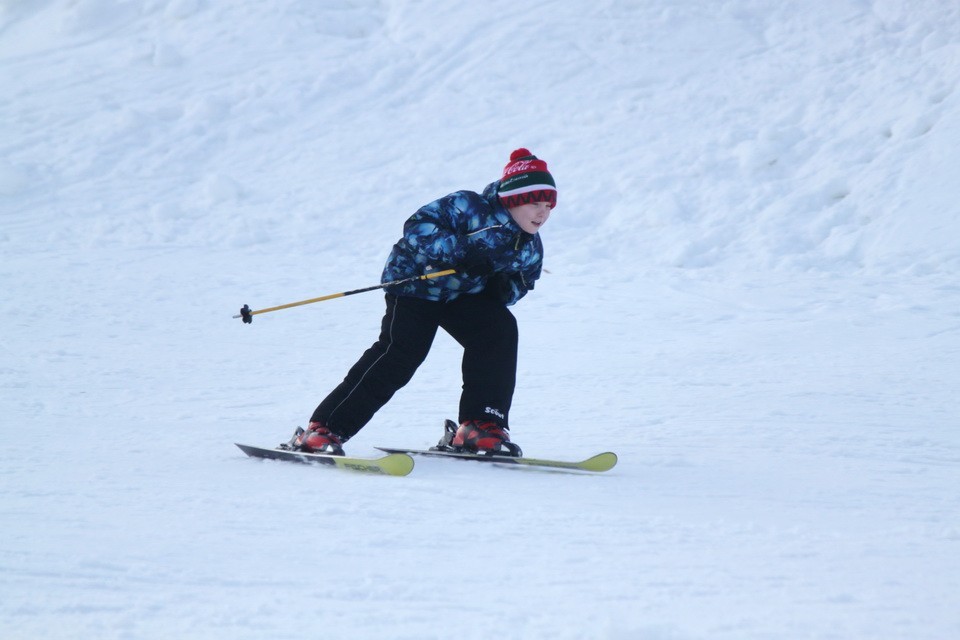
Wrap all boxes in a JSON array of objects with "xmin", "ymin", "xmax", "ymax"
[
  {"xmin": 236, "ymin": 443, "xmax": 414, "ymax": 477},
  {"xmin": 374, "ymin": 446, "xmax": 617, "ymax": 473}
]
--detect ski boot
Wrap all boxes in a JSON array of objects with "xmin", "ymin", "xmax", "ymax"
[
  {"xmin": 282, "ymin": 422, "xmax": 345, "ymax": 456},
  {"xmin": 434, "ymin": 419, "xmax": 522, "ymax": 457}
]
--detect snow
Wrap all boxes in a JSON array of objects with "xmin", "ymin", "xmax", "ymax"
[{"xmin": 2, "ymin": 0, "xmax": 959, "ymax": 638}]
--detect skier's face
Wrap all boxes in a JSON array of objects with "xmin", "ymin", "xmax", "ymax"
[{"xmin": 508, "ymin": 201, "xmax": 552, "ymax": 234}]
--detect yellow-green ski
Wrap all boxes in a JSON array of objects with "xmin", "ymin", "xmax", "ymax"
[
  {"xmin": 375, "ymin": 447, "xmax": 617, "ymax": 473},
  {"xmin": 236, "ymin": 443, "xmax": 414, "ymax": 477}
]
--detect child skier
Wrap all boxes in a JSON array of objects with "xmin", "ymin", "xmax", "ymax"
[{"xmin": 293, "ymin": 148, "xmax": 556, "ymax": 457}]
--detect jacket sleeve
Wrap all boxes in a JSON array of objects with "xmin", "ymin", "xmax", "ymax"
[
  {"xmin": 489, "ymin": 234, "xmax": 543, "ymax": 306},
  {"xmin": 504, "ymin": 259, "xmax": 541, "ymax": 305}
]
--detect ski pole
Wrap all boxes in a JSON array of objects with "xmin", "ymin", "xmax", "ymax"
[{"xmin": 234, "ymin": 269, "xmax": 456, "ymax": 323}]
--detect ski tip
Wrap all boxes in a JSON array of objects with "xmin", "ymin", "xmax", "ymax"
[
  {"xmin": 376, "ymin": 452, "xmax": 416, "ymax": 476},
  {"xmin": 583, "ymin": 452, "xmax": 618, "ymax": 472}
]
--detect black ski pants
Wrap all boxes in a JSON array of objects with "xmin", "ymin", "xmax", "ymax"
[{"xmin": 311, "ymin": 292, "xmax": 518, "ymax": 439}]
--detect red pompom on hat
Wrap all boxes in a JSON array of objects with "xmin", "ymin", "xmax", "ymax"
[{"xmin": 498, "ymin": 148, "xmax": 557, "ymax": 209}]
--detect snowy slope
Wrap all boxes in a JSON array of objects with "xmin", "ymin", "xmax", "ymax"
[{"xmin": 2, "ymin": 1, "xmax": 959, "ymax": 639}]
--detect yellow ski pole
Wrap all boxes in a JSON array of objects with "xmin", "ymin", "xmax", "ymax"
[{"xmin": 234, "ymin": 269, "xmax": 457, "ymax": 324}]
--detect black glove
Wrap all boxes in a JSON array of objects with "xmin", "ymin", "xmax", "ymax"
[{"xmin": 458, "ymin": 248, "xmax": 496, "ymax": 279}]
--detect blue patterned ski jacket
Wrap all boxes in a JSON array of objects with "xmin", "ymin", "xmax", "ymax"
[{"xmin": 381, "ymin": 181, "xmax": 543, "ymax": 306}]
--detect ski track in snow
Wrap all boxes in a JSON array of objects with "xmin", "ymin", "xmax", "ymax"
[{"xmin": 2, "ymin": 1, "xmax": 960, "ymax": 639}]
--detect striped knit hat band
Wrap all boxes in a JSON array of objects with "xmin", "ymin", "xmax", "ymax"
[{"xmin": 498, "ymin": 148, "xmax": 557, "ymax": 209}]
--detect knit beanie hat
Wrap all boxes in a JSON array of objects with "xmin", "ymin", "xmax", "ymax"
[{"xmin": 498, "ymin": 148, "xmax": 557, "ymax": 209}]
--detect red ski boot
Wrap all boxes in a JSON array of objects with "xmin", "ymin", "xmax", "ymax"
[
  {"xmin": 294, "ymin": 422, "xmax": 345, "ymax": 456},
  {"xmin": 449, "ymin": 419, "xmax": 522, "ymax": 457}
]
